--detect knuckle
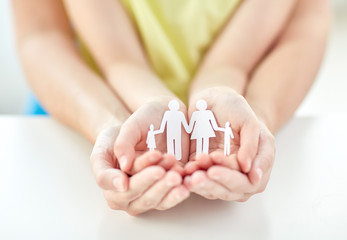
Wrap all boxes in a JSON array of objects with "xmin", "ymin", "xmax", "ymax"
[
  {"xmin": 222, "ymin": 193, "xmax": 233, "ymax": 201},
  {"xmin": 257, "ymin": 184, "xmax": 267, "ymax": 193},
  {"xmin": 95, "ymin": 173, "xmax": 106, "ymax": 188},
  {"xmin": 205, "ymin": 194, "xmax": 217, "ymax": 200},
  {"xmin": 142, "ymin": 199, "xmax": 157, "ymax": 208},
  {"xmin": 127, "ymin": 210, "xmax": 141, "ymax": 216},
  {"xmin": 106, "ymin": 201, "xmax": 121, "ymax": 210},
  {"xmin": 156, "ymin": 205, "xmax": 167, "ymax": 211},
  {"xmin": 237, "ymin": 196, "xmax": 250, "ymax": 203}
]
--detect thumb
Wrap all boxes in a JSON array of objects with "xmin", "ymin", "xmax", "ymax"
[{"xmin": 114, "ymin": 116, "xmax": 141, "ymax": 172}]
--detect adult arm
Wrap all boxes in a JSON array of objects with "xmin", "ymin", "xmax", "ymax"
[
  {"xmin": 245, "ymin": 0, "xmax": 331, "ymax": 132},
  {"xmin": 12, "ymin": 0, "xmax": 130, "ymax": 142}
]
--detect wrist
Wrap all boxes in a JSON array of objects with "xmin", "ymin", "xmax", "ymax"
[
  {"xmin": 189, "ymin": 86, "xmax": 239, "ymax": 105},
  {"xmin": 190, "ymin": 66, "xmax": 247, "ymax": 97},
  {"xmin": 106, "ymin": 62, "xmax": 177, "ymax": 111},
  {"xmin": 246, "ymin": 100, "xmax": 276, "ymax": 133},
  {"xmin": 87, "ymin": 111, "xmax": 129, "ymax": 143},
  {"xmin": 143, "ymin": 95, "xmax": 188, "ymax": 113}
]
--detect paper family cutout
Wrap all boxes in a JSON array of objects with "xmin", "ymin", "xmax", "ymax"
[{"xmin": 146, "ymin": 99, "xmax": 234, "ymax": 160}]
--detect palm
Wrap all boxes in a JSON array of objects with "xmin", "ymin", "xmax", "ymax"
[
  {"xmin": 187, "ymin": 92, "xmax": 254, "ymax": 171},
  {"xmin": 119, "ymin": 101, "xmax": 191, "ymax": 164}
]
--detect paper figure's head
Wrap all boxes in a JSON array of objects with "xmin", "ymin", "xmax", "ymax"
[
  {"xmin": 150, "ymin": 124, "xmax": 154, "ymax": 130},
  {"xmin": 168, "ymin": 100, "xmax": 179, "ymax": 111},
  {"xmin": 225, "ymin": 121, "xmax": 230, "ymax": 127},
  {"xmin": 196, "ymin": 100, "xmax": 207, "ymax": 110}
]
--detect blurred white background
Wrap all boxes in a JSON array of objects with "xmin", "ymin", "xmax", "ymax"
[{"xmin": 0, "ymin": 0, "xmax": 346, "ymax": 115}]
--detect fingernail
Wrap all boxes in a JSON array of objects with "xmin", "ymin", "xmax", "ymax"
[
  {"xmin": 166, "ymin": 172, "xmax": 181, "ymax": 187},
  {"xmin": 175, "ymin": 189, "xmax": 189, "ymax": 201},
  {"xmin": 185, "ymin": 176, "xmax": 191, "ymax": 184},
  {"xmin": 256, "ymin": 168, "xmax": 263, "ymax": 182},
  {"xmin": 113, "ymin": 176, "xmax": 125, "ymax": 192},
  {"xmin": 246, "ymin": 158, "xmax": 252, "ymax": 171},
  {"xmin": 211, "ymin": 174, "xmax": 220, "ymax": 181},
  {"xmin": 119, "ymin": 156, "xmax": 128, "ymax": 170}
]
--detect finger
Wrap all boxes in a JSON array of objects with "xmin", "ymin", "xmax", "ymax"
[
  {"xmin": 248, "ymin": 128, "xmax": 276, "ymax": 185},
  {"xmin": 126, "ymin": 166, "xmax": 166, "ymax": 201},
  {"xmin": 184, "ymin": 154, "xmax": 212, "ymax": 175},
  {"xmin": 170, "ymin": 163, "xmax": 185, "ymax": 176},
  {"xmin": 194, "ymin": 154, "xmax": 213, "ymax": 169},
  {"xmin": 184, "ymin": 161, "xmax": 200, "ymax": 175},
  {"xmin": 186, "ymin": 170, "xmax": 239, "ymax": 201},
  {"xmin": 103, "ymin": 166, "xmax": 166, "ymax": 211},
  {"xmin": 114, "ymin": 116, "xmax": 141, "ymax": 172},
  {"xmin": 128, "ymin": 171, "xmax": 182, "ymax": 214},
  {"xmin": 94, "ymin": 167, "xmax": 129, "ymax": 192},
  {"xmin": 90, "ymin": 128, "xmax": 129, "ymax": 192},
  {"xmin": 238, "ymin": 121, "xmax": 261, "ymax": 173},
  {"xmin": 129, "ymin": 150, "xmax": 163, "ymax": 175},
  {"xmin": 210, "ymin": 151, "xmax": 240, "ymax": 171},
  {"xmin": 156, "ymin": 185, "xmax": 190, "ymax": 210},
  {"xmin": 207, "ymin": 166, "xmax": 255, "ymax": 193},
  {"xmin": 158, "ymin": 153, "xmax": 177, "ymax": 171}
]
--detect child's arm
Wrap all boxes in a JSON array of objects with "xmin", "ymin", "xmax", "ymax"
[
  {"xmin": 187, "ymin": 0, "xmax": 330, "ymax": 201},
  {"xmin": 63, "ymin": 0, "xmax": 177, "ymax": 111}
]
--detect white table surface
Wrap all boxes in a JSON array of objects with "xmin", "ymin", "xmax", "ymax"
[{"xmin": 0, "ymin": 115, "xmax": 346, "ymax": 239}]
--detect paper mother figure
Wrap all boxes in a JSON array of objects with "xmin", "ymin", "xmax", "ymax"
[{"xmin": 148, "ymin": 99, "xmax": 234, "ymax": 159}]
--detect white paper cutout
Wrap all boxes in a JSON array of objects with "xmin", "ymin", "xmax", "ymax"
[
  {"xmin": 147, "ymin": 99, "xmax": 234, "ymax": 159},
  {"xmin": 218, "ymin": 121, "xmax": 235, "ymax": 156},
  {"xmin": 155, "ymin": 100, "xmax": 189, "ymax": 160},
  {"xmin": 188, "ymin": 100, "xmax": 220, "ymax": 155},
  {"xmin": 146, "ymin": 124, "xmax": 157, "ymax": 152}
]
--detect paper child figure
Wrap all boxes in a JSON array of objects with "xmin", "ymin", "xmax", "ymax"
[
  {"xmin": 157, "ymin": 100, "xmax": 189, "ymax": 160},
  {"xmin": 188, "ymin": 100, "xmax": 220, "ymax": 155},
  {"xmin": 146, "ymin": 124, "xmax": 158, "ymax": 152},
  {"xmin": 219, "ymin": 121, "xmax": 234, "ymax": 156}
]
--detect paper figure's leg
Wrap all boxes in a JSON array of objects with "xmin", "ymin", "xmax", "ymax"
[
  {"xmin": 202, "ymin": 137, "xmax": 209, "ymax": 154},
  {"xmin": 167, "ymin": 138, "xmax": 174, "ymax": 156},
  {"xmin": 196, "ymin": 138, "xmax": 202, "ymax": 155},
  {"xmin": 174, "ymin": 138, "xmax": 182, "ymax": 160},
  {"xmin": 224, "ymin": 137, "xmax": 230, "ymax": 156}
]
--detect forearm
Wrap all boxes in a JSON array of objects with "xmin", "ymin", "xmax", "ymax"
[
  {"xmin": 245, "ymin": 0, "xmax": 331, "ymax": 133},
  {"xmin": 18, "ymin": 31, "xmax": 130, "ymax": 142},
  {"xmin": 63, "ymin": 0, "xmax": 177, "ymax": 112},
  {"xmin": 189, "ymin": 0, "xmax": 296, "ymax": 102},
  {"xmin": 106, "ymin": 63, "xmax": 178, "ymax": 112}
]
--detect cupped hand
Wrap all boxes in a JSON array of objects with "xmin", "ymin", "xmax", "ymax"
[
  {"xmin": 90, "ymin": 126, "xmax": 189, "ymax": 215},
  {"xmin": 114, "ymin": 97, "xmax": 190, "ymax": 174},
  {"xmin": 185, "ymin": 87, "xmax": 275, "ymax": 201}
]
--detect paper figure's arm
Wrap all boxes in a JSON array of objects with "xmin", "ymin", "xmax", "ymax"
[
  {"xmin": 218, "ymin": 127, "xmax": 226, "ymax": 133},
  {"xmin": 146, "ymin": 133, "xmax": 149, "ymax": 144},
  {"xmin": 209, "ymin": 111, "xmax": 223, "ymax": 131},
  {"xmin": 227, "ymin": 127, "xmax": 234, "ymax": 139},
  {"xmin": 157, "ymin": 112, "xmax": 168, "ymax": 134},
  {"xmin": 187, "ymin": 113, "xmax": 197, "ymax": 133},
  {"xmin": 153, "ymin": 130, "xmax": 161, "ymax": 135},
  {"xmin": 180, "ymin": 113, "xmax": 190, "ymax": 134}
]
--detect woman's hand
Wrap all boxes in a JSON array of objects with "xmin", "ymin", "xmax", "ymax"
[
  {"xmin": 90, "ymin": 126, "xmax": 190, "ymax": 215},
  {"xmin": 185, "ymin": 87, "xmax": 275, "ymax": 201}
]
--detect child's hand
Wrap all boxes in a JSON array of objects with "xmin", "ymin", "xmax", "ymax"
[
  {"xmin": 114, "ymin": 98, "xmax": 190, "ymax": 174},
  {"xmin": 91, "ymin": 126, "xmax": 189, "ymax": 215},
  {"xmin": 185, "ymin": 87, "xmax": 275, "ymax": 201}
]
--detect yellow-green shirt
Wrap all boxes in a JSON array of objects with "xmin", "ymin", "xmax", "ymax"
[{"xmin": 82, "ymin": 0, "xmax": 241, "ymax": 103}]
